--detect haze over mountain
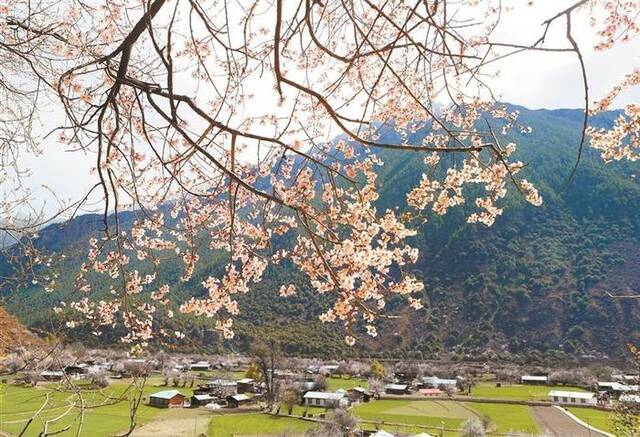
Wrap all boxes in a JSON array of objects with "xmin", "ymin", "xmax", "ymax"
[{"xmin": 2, "ymin": 104, "xmax": 639, "ymax": 362}]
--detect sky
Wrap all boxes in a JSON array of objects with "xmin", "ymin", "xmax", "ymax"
[{"xmin": 15, "ymin": 0, "xmax": 640, "ymax": 217}]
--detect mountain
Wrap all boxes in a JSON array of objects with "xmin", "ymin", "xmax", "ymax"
[
  {"xmin": 0, "ymin": 306, "xmax": 43, "ymax": 357},
  {"xmin": 1, "ymin": 105, "xmax": 639, "ymax": 362}
]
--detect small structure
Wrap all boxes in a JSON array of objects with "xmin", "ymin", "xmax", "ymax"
[
  {"xmin": 419, "ymin": 388, "xmax": 444, "ymax": 397},
  {"xmin": 190, "ymin": 361, "xmax": 211, "ymax": 371},
  {"xmin": 521, "ymin": 375, "xmax": 548, "ymax": 385},
  {"xmin": 619, "ymin": 394, "xmax": 640, "ymax": 404},
  {"xmin": 303, "ymin": 391, "xmax": 346, "ymax": 408},
  {"xmin": 319, "ymin": 365, "xmax": 340, "ymax": 376},
  {"xmin": 226, "ymin": 393, "xmax": 251, "ymax": 408},
  {"xmin": 548, "ymin": 390, "xmax": 597, "ymax": 406},
  {"xmin": 191, "ymin": 393, "xmax": 217, "ymax": 407},
  {"xmin": 370, "ymin": 431, "xmax": 395, "ymax": 437},
  {"xmin": 200, "ymin": 379, "xmax": 237, "ymax": 396},
  {"xmin": 40, "ymin": 370, "xmax": 64, "ymax": 381},
  {"xmin": 597, "ymin": 381, "xmax": 637, "ymax": 395},
  {"xmin": 420, "ymin": 376, "xmax": 457, "ymax": 390},
  {"xmin": 149, "ymin": 390, "xmax": 186, "ymax": 408},
  {"xmin": 348, "ymin": 387, "xmax": 372, "ymax": 403},
  {"xmin": 64, "ymin": 364, "xmax": 89, "ymax": 376},
  {"xmin": 236, "ymin": 378, "xmax": 255, "ymax": 393},
  {"xmin": 384, "ymin": 383, "xmax": 409, "ymax": 395}
]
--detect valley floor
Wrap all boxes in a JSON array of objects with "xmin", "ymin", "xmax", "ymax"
[{"xmin": 0, "ymin": 378, "xmax": 623, "ymax": 437}]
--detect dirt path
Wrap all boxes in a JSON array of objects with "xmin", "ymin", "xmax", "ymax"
[
  {"xmin": 531, "ymin": 406, "xmax": 608, "ymax": 437},
  {"xmin": 132, "ymin": 409, "xmax": 211, "ymax": 437}
]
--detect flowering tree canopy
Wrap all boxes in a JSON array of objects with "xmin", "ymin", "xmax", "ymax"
[{"xmin": 1, "ymin": 0, "xmax": 639, "ymax": 346}]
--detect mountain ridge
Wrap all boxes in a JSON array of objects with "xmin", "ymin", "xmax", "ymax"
[{"xmin": 1, "ymin": 104, "xmax": 639, "ymax": 361}]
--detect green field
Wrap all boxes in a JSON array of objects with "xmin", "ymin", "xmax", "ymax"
[
  {"xmin": 471, "ymin": 383, "xmax": 585, "ymax": 400},
  {"xmin": 326, "ymin": 376, "xmax": 368, "ymax": 391},
  {"xmin": 207, "ymin": 413, "xmax": 313, "ymax": 436},
  {"xmin": 466, "ymin": 402, "xmax": 539, "ymax": 434},
  {"xmin": 352, "ymin": 399, "xmax": 474, "ymax": 430},
  {"xmin": 0, "ymin": 382, "xmax": 193, "ymax": 436},
  {"xmin": 566, "ymin": 407, "xmax": 616, "ymax": 434}
]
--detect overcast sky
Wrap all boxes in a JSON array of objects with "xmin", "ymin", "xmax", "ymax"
[{"xmin": 18, "ymin": 1, "xmax": 640, "ymax": 216}]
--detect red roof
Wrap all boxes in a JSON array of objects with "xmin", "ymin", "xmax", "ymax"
[{"xmin": 419, "ymin": 388, "xmax": 443, "ymax": 395}]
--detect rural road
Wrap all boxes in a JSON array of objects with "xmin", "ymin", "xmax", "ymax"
[{"xmin": 531, "ymin": 406, "xmax": 608, "ymax": 437}]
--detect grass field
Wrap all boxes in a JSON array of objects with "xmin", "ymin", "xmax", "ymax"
[
  {"xmin": 466, "ymin": 402, "xmax": 539, "ymax": 434},
  {"xmin": 0, "ymin": 382, "xmax": 194, "ymax": 436},
  {"xmin": 207, "ymin": 413, "xmax": 313, "ymax": 436},
  {"xmin": 326, "ymin": 376, "xmax": 368, "ymax": 391},
  {"xmin": 352, "ymin": 399, "xmax": 474, "ymax": 430},
  {"xmin": 566, "ymin": 407, "xmax": 616, "ymax": 434},
  {"xmin": 471, "ymin": 383, "xmax": 585, "ymax": 400}
]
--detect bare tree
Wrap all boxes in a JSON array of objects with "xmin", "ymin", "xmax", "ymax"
[{"xmin": 251, "ymin": 339, "xmax": 282, "ymax": 407}]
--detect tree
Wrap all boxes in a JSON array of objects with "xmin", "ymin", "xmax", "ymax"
[
  {"xmin": 89, "ymin": 370, "xmax": 110, "ymax": 388},
  {"xmin": 370, "ymin": 360, "xmax": 386, "ymax": 380},
  {"xmin": 461, "ymin": 418, "xmax": 486, "ymax": 437},
  {"xmin": 250, "ymin": 339, "xmax": 282, "ymax": 407},
  {"xmin": 245, "ymin": 362, "xmax": 262, "ymax": 381},
  {"xmin": 280, "ymin": 386, "xmax": 300, "ymax": 415}
]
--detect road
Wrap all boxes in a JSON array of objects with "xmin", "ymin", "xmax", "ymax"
[{"xmin": 531, "ymin": 406, "xmax": 609, "ymax": 437}]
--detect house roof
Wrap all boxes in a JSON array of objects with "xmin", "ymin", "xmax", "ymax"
[
  {"xmin": 236, "ymin": 378, "xmax": 254, "ymax": 384},
  {"xmin": 40, "ymin": 371, "xmax": 64, "ymax": 376},
  {"xmin": 419, "ymin": 388, "xmax": 443, "ymax": 394},
  {"xmin": 151, "ymin": 390, "xmax": 184, "ymax": 400},
  {"xmin": 548, "ymin": 390, "xmax": 595, "ymax": 399},
  {"xmin": 370, "ymin": 431, "xmax": 395, "ymax": 437},
  {"xmin": 193, "ymin": 394, "xmax": 215, "ymax": 401},
  {"xmin": 620, "ymin": 394, "xmax": 640, "ymax": 403},
  {"xmin": 385, "ymin": 384, "xmax": 408, "ymax": 391},
  {"xmin": 422, "ymin": 376, "xmax": 457, "ymax": 385},
  {"xmin": 521, "ymin": 375, "xmax": 548, "ymax": 381},
  {"xmin": 208, "ymin": 379, "xmax": 237, "ymax": 386},
  {"xmin": 228, "ymin": 394, "xmax": 250, "ymax": 401},
  {"xmin": 349, "ymin": 387, "xmax": 371, "ymax": 395},
  {"xmin": 598, "ymin": 382, "xmax": 629, "ymax": 391},
  {"xmin": 303, "ymin": 391, "xmax": 344, "ymax": 400}
]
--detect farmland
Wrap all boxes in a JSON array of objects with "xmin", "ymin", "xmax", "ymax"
[{"xmin": 470, "ymin": 382, "xmax": 585, "ymax": 401}]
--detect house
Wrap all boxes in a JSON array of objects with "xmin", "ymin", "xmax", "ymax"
[
  {"xmin": 149, "ymin": 390, "xmax": 186, "ymax": 408},
  {"xmin": 370, "ymin": 431, "xmax": 395, "ymax": 437},
  {"xmin": 40, "ymin": 370, "xmax": 64, "ymax": 381},
  {"xmin": 64, "ymin": 364, "xmax": 89, "ymax": 376},
  {"xmin": 226, "ymin": 394, "xmax": 251, "ymax": 408},
  {"xmin": 420, "ymin": 376, "xmax": 457, "ymax": 390},
  {"xmin": 548, "ymin": 390, "xmax": 597, "ymax": 406},
  {"xmin": 384, "ymin": 384, "xmax": 409, "ymax": 395},
  {"xmin": 319, "ymin": 365, "xmax": 340, "ymax": 375},
  {"xmin": 619, "ymin": 394, "xmax": 640, "ymax": 404},
  {"xmin": 521, "ymin": 375, "xmax": 548, "ymax": 385},
  {"xmin": 191, "ymin": 394, "xmax": 216, "ymax": 407},
  {"xmin": 597, "ymin": 381, "xmax": 638, "ymax": 395},
  {"xmin": 303, "ymin": 391, "xmax": 346, "ymax": 408},
  {"xmin": 200, "ymin": 379, "xmax": 237, "ymax": 396},
  {"xmin": 348, "ymin": 387, "xmax": 372, "ymax": 403},
  {"xmin": 236, "ymin": 378, "xmax": 255, "ymax": 393},
  {"xmin": 190, "ymin": 361, "xmax": 211, "ymax": 371},
  {"xmin": 419, "ymin": 388, "xmax": 444, "ymax": 397}
]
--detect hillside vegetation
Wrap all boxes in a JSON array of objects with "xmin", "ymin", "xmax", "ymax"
[{"xmin": 1, "ymin": 105, "xmax": 639, "ymax": 361}]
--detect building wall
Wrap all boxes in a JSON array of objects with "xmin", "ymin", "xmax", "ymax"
[{"xmin": 551, "ymin": 395, "xmax": 596, "ymax": 406}]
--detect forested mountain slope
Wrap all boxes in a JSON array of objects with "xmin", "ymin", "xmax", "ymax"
[{"xmin": 2, "ymin": 105, "xmax": 639, "ymax": 361}]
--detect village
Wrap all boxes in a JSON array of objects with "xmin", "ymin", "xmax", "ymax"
[{"xmin": 1, "ymin": 348, "xmax": 638, "ymax": 436}]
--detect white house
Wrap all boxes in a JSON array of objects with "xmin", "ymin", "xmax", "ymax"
[
  {"xmin": 548, "ymin": 390, "xmax": 597, "ymax": 406},
  {"xmin": 421, "ymin": 376, "xmax": 457, "ymax": 389},
  {"xmin": 303, "ymin": 391, "xmax": 346, "ymax": 408},
  {"xmin": 521, "ymin": 375, "xmax": 548, "ymax": 385},
  {"xmin": 190, "ymin": 361, "xmax": 211, "ymax": 371}
]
